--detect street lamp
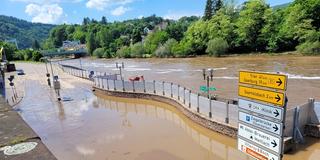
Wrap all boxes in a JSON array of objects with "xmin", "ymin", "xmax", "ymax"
[{"xmin": 202, "ymin": 68, "xmax": 214, "ymax": 98}]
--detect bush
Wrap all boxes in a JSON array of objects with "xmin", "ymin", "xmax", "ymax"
[
  {"xmin": 31, "ymin": 51, "xmax": 43, "ymax": 61},
  {"xmin": 171, "ymin": 41, "xmax": 193, "ymax": 57},
  {"xmin": 155, "ymin": 39, "xmax": 178, "ymax": 58},
  {"xmin": 116, "ymin": 46, "xmax": 131, "ymax": 58},
  {"xmin": 130, "ymin": 42, "xmax": 145, "ymax": 58},
  {"xmin": 206, "ymin": 38, "xmax": 229, "ymax": 57},
  {"xmin": 297, "ymin": 41, "xmax": 320, "ymax": 55},
  {"xmin": 93, "ymin": 48, "xmax": 105, "ymax": 58}
]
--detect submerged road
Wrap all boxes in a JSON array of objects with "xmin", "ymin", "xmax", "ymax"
[{"xmin": 11, "ymin": 62, "xmax": 320, "ymax": 160}]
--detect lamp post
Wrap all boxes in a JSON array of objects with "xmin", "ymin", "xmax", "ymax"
[
  {"xmin": 116, "ymin": 62, "xmax": 124, "ymax": 80},
  {"xmin": 202, "ymin": 68, "xmax": 214, "ymax": 98}
]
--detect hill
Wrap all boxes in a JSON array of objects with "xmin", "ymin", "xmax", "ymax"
[
  {"xmin": 0, "ymin": 15, "xmax": 55, "ymax": 49},
  {"xmin": 272, "ymin": 2, "xmax": 291, "ymax": 10}
]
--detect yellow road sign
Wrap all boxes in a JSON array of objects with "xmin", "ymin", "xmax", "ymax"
[
  {"xmin": 238, "ymin": 86, "xmax": 285, "ymax": 106},
  {"xmin": 239, "ymin": 71, "xmax": 287, "ymax": 91}
]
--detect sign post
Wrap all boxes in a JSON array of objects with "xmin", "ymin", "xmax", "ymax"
[{"xmin": 237, "ymin": 71, "xmax": 287, "ymax": 160}]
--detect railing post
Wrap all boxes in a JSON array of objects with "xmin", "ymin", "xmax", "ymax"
[
  {"xmin": 98, "ymin": 77, "xmax": 101, "ymax": 88},
  {"xmin": 107, "ymin": 79, "xmax": 109, "ymax": 90},
  {"xmin": 162, "ymin": 81, "xmax": 165, "ymax": 96},
  {"xmin": 132, "ymin": 81, "xmax": 135, "ymax": 92},
  {"xmin": 102, "ymin": 78, "xmax": 104, "ymax": 89},
  {"xmin": 153, "ymin": 80, "xmax": 156, "ymax": 94},
  {"xmin": 225, "ymin": 101, "xmax": 229, "ymax": 124},
  {"xmin": 122, "ymin": 79, "xmax": 125, "ymax": 92},
  {"xmin": 178, "ymin": 85, "xmax": 180, "ymax": 100},
  {"xmin": 183, "ymin": 87, "xmax": 186, "ymax": 104},
  {"xmin": 189, "ymin": 90, "xmax": 191, "ymax": 108},
  {"xmin": 170, "ymin": 83, "xmax": 173, "ymax": 98},
  {"xmin": 143, "ymin": 80, "xmax": 146, "ymax": 93},
  {"xmin": 197, "ymin": 93, "xmax": 200, "ymax": 113},
  {"xmin": 209, "ymin": 95, "xmax": 212, "ymax": 118},
  {"xmin": 113, "ymin": 79, "xmax": 116, "ymax": 91}
]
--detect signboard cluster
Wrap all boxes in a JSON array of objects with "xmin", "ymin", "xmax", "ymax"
[{"xmin": 237, "ymin": 71, "xmax": 288, "ymax": 160}]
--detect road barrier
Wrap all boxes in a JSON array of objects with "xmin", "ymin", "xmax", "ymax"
[{"xmin": 58, "ymin": 64, "xmax": 319, "ymax": 142}]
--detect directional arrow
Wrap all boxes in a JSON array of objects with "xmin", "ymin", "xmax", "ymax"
[
  {"xmin": 276, "ymin": 78, "xmax": 283, "ymax": 86},
  {"xmin": 273, "ymin": 109, "xmax": 280, "ymax": 117},
  {"xmin": 271, "ymin": 140, "xmax": 277, "ymax": 148},
  {"xmin": 273, "ymin": 125, "xmax": 279, "ymax": 132},
  {"xmin": 275, "ymin": 95, "xmax": 281, "ymax": 102}
]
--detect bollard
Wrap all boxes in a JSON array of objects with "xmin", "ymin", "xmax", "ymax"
[
  {"xmin": 189, "ymin": 90, "xmax": 191, "ymax": 108},
  {"xmin": 225, "ymin": 101, "xmax": 229, "ymax": 124},
  {"xmin": 122, "ymin": 79, "xmax": 125, "ymax": 92},
  {"xmin": 209, "ymin": 95, "xmax": 212, "ymax": 118},
  {"xmin": 162, "ymin": 81, "xmax": 165, "ymax": 96},
  {"xmin": 153, "ymin": 80, "xmax": 156, "ymax": 94},
  {"xmin": 132, "ymin": 81, "xmax": 135, "ymax": 92},
  {"xmin": 178, "ymin": 85, "xmax": 180, "ymax": 100},
  {"xmin": 113, "ymin": 80, "xmax": 116, "ymax": 91},
  {"xmin": 170, "ymin": 83, "xmax": 173, "ymax": 98},
  {"xmin": 143, "ymin": 80, "xmax": 146, "ymax": 93},
  {"xmin": 197, "ymin": 94, "xmax": 200, "ymax": 113}
]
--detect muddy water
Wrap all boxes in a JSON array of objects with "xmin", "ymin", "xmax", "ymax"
[{"xmin": 61, "ymin": 55, "xmax": 320, "ymax": 107}]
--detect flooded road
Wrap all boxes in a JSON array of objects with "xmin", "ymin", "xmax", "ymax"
[
  {"xmin": 61, "ymin": 55, "xmax": 320, "ymax": 107},
  {"xmin": 13, "ymin": 63, "xmax": 320, "ymax": 160}
]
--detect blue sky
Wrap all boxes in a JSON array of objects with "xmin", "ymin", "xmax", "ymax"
[{"xmin": 0, "ymin": 0, "xmax": 293, "ymax": 24}]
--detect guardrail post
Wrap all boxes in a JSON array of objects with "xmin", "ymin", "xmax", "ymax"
[
  {"xmin": 143, "ymin": 80, "xmax": 146, "ymax": 93},
  {"xmin": 178, "ymin": 85, "xmax": 180, "ymax": 100},
  {"xmin": 170, "ymin": 83, "xmax": 173, "ymax": 98},
  {"xmin": 162, "ymin": 81, "xmax": 165, "ymax": 96},
  {"xmin": 113, "ymin": 79, "xmax": 116, "ymax": 91},
  {"xmin": 209, "ymin": 96, "xmax": 212, "ymax": 118},
  {"xmin": 122, "ymin": 79, "xmax": 125, "ymax": 92},
  {"xmin": 132, "ymin": 81, "xmax": 135, "ymax": 92},
  {"xmin": 153, "ymin": 80, "xmax": 156, "ymax": 94},
  {"xmin": 189, "ymin": 90, "xmax": 191, "ymax": 108},
  {"xmin": 197, "ymin": 93, "xmax": 200, "ymax": 113},
  {"xmin": 102, "ymin": 78, "xmax": 104, "ymax": 89},
  {"xmin": 183, "ymin": 87, "xmax": 186, "ymax": 104},
  {"xmin": 97, "ymin": 77, "xmax": 101, "ymax": 88},
  {"xmin": 225, "ymin": 101, "xmax": 229, "ymax": 124}
]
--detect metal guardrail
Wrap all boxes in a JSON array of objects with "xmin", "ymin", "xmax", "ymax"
[{"xmin": 58, "ymin": 64, "xmax": 318, "ymax": 140}]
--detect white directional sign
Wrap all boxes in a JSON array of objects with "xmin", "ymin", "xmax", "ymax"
[
  {"xmin": 238, "ymin": 99, "xmax": 284, "ymax": 121},
  {"xmin": 238, "ymin": 123, "xmax": 282, "ymax": 154},
  {"xmin": 238, "ymin": 138, "xmax": 280, "ymax": 160},
  {"xmin": 239, "ymin": 111, "xmax": 283, "ymax": 136}
]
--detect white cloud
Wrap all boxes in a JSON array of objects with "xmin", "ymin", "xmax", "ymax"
[
  {"xmin": 86, "ymin": 0, "xmax": 134, "ymax": 11},
  {"xmin": 111, "ymin": 6, "xmax": 130, "ymax": 16},
  {"xmin": 163, "ymin": 11, "xmax": 201, "ymax": 20},
  {"xmin": 25, "ymin": 3, "xmax": 63, "ymax": 24},
  {"xmin": 11, "ymin": 0, "xmax": 82, "ymax": 3}
]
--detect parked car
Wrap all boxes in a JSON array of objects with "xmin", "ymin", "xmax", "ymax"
[{"xmin": 16, "ymin": 69, "xmax": 25, "ymax": 75}]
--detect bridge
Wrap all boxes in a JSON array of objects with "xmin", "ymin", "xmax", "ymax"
[{"xmin": 41, "ymin": 48, "xmax": 87, "ymax": 58}]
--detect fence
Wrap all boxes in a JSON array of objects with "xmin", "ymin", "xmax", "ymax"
[{"xmin": 58, "ymin": 64, "xmax": 318, "ymax": 141}]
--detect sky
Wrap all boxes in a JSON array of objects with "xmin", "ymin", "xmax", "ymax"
[{"xmin": 0, "ymin": 0, "xmax": 293, "ymax": 24}]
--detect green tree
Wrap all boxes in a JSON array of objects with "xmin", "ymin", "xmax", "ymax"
[
  {"xmin": 204, "ymin": 0, "xmax": 214, "ymax": 20},
  {"xmin": 144, "ymin": 31, "xmax": 169, "ymax": 55},
  {"xmin": 155, "ymin": 39, "xmax": 178, "ymax": 57},
  {"xmin": 86, "ymin": 32, "xmax": 96, "ymax": 55},
  {"xmin": 31, "ymin": 50, "xmax": 43, "ymax": 61},
  {"xmin": 215, "ymin": 0, "xmax": 223, "ymax": 13},
  {"xmin": 101, "ymin": 16, "xmax": 107, "ymax": 25},
  {"xmin": 32, "ymin": 39, "xmax": 40, "ymax": 50},
  {"xmin": 235, "ymin": 0, "xmax": 270, "ymax": 52},
  {"xmin": 93, "ymin": 48, "xmax": 105, "ymax": 58},
  {"xmin": 206, "ymin": 38, "xmax": 229, "ymax": 57},
  {"xmin": 116, "ymin": 46, "xmax": 131, "ymax": 58},
  {"xmin": 130, "ymin": 42, "xmax": 145, "ymax": 58},
  {"xmin": 0, "ymin": 42, "xmax": 17, "ymax": 61},
  {"xmin": 182, "ymin": 20, "xmax": 208, "ymax": 54}
]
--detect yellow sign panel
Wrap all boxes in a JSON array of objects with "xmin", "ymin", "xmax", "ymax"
[
  {"xmin": 239, "ymin": 71, "xmax": 287, "ymax": 91},
  {"xmin": 238, "ymin": 86, "xmax": 285, "ymax": 106}
]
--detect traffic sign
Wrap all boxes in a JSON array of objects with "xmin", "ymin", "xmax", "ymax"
[
  {"xmin": 238, "ymin": 138, "xmax": 280, "ymax": 160},
  {"xmin": 238, "ymin": 99, "xmax": 284, "ymax": 121},
  {"xmin": 238, "ymin": 86, "xmax": 285, "ymax": 106},
  {"xmin": 238, "ymin": 123, "xmax": 282, "ymax": 153},
  {"xmin": 239, "ymin": 111, "xmax": 283, "ymax": 136},
  {"xmin": 239, "ymin": 71, "xmax": 287, "ymax": 91}
]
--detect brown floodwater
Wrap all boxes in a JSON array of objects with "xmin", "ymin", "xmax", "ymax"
[
  {"xmin": 14, "ymin": 62, "xmax": 320, "ymax": 160},
  {"xmin": 61, "ymin": 55, "xmax": 320, "ymax": 107}
]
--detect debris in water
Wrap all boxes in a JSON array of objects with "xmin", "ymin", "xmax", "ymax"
[{"xmin": 1, "ymin": 142, "xmax": 37, "ymax": 155}]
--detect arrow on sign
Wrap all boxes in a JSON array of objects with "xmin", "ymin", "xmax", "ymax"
[
  {"xmin": 273, "ymin": 110, "xmax": 280, "ymax": 117},
  {"xmin": 271, "ymin": 140, "xmax": 277, "ymax": 148},
  {"xmin": 275, "ymin": 95, "xmax": 281, "ymax": 102},
  {"xmin": 276, "ymin": 78, "xmax": 283, "ymax": 86},
  {"xmin": 273, "ymin": 125, "xmax": 279, "ymax": 132}
]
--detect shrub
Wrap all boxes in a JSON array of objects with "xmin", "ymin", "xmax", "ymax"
[
  {"xmin": 116, "ymin": 46, "xmax": 131, "ymax": 58},
  {"xmin": 130, "ymin": 42, "xmax": 145, "ymax": 58},
  {"xmin": 206, "ymin": 38, "xmax": 229, "ymax": 57},
  {"xmin": 31, "ymin": 51, "xmax": 43, "ymax": 61},
  {"xmin": 297, "ymin": 41, "xmax": 320, "ymax": 55},
  {"xmin": 172, "ymin": 41, "xmax": 193, "ymax": 57},
  {"xmin": 93, "ymin": 48, "xmax": 105, "ymax": 58},
  {"xmin": 155, "ymin": 39, "xmax": 178, "ymax": 58}
]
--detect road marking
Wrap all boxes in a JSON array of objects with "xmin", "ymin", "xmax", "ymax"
[
  {"xmin": 239, "ymin": 71, "xmax": 287, "ymax": 91},
  {"xmin": 239, "ymin": 111, "xmax": 283, "ymax": 136},
  {"xmin": 238, "ymin": 86, "xmax": 285, "ymax": 106},
  {"xmin": 238, "ymin": 138, "xmax": 280, "ymax": 160},
  {"xmin": 238, "ymin": 123, "xmax": 282, "ymax": 154},
  {"xmin": 238, "ymin": 99, "xmax": 284, "ymax": 121}
]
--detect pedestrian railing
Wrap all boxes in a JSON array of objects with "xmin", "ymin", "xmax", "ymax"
[{"xmin": 58, "ymin": 64, "xmax": 318, "ymax": 140}]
